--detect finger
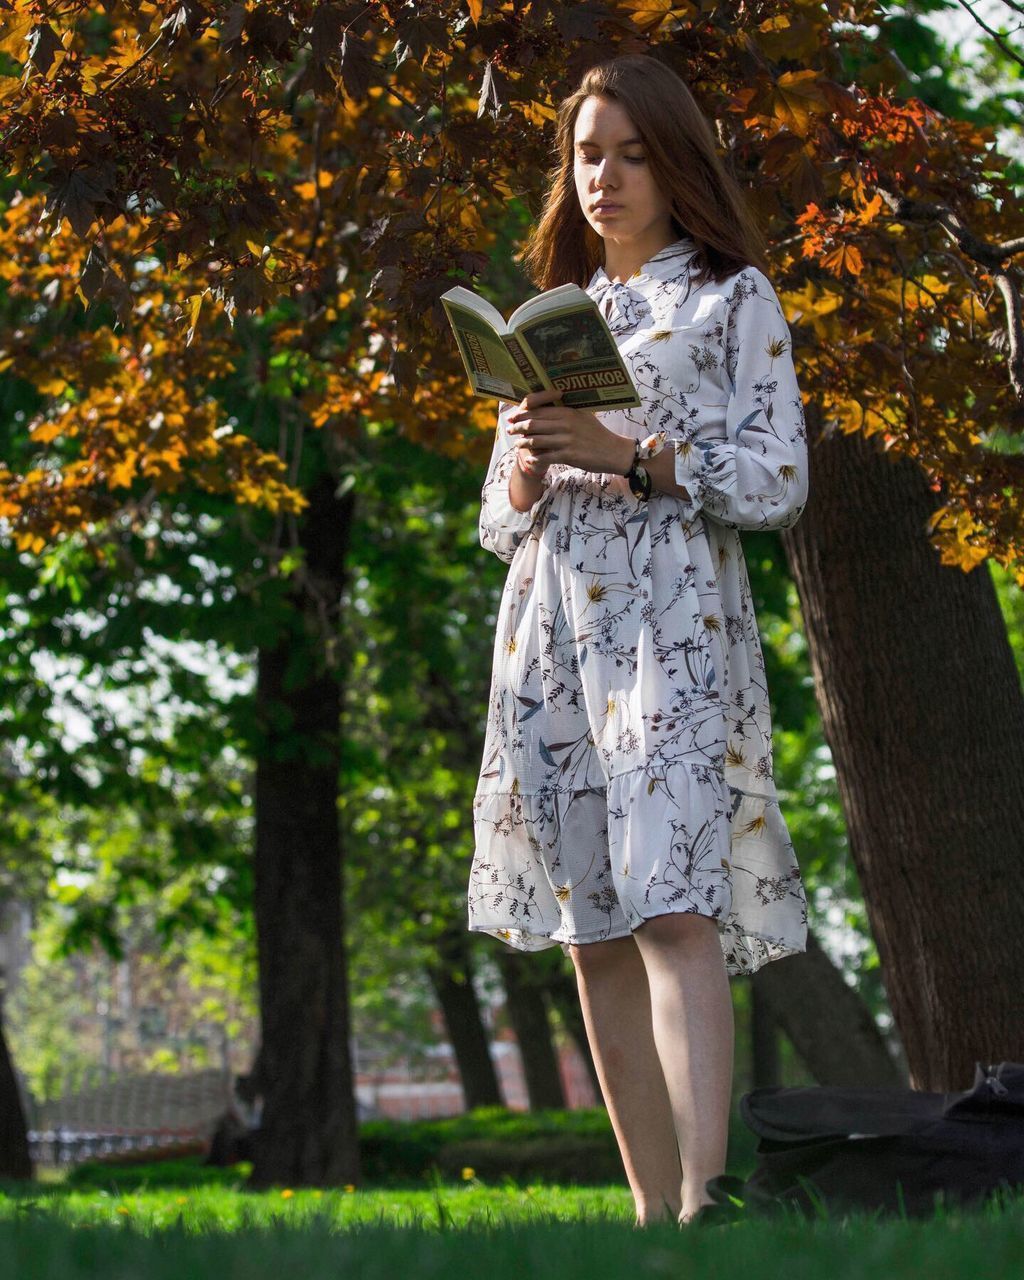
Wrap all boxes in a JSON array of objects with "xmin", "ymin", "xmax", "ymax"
[
  {"xmin": 510, "ymin": 404, "xmax": 561, "ymax": 424},
  {"xmin": 523, "ymin": 388, "xmax": 562, "ymax": 408},
  {"xmin": 516, "ymin": 449, "xmax": 548, "ymax": 473},
  {"xmin": 509, "ymin": 418, "xmax": 557, "ymax": 436}
]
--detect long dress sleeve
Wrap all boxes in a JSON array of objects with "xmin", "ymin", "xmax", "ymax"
[
  {"xmin": 672, "ymin": 267, "xmax": 809, "ymax": 531},
  {"xmin": 479, "ymin": 398, "xmax": 551, "ymax": 564}
]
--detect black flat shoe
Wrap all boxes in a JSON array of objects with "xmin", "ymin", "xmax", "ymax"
[{"xmin": 684, "ymin": 1202, "xmax": 740, "ymax": 1229}]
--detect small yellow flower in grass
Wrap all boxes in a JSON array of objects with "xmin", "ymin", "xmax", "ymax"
[
  {"xmin": 313, "ymin": 1190, "xmax": 323, "ymax": 1198},
  {"xmin": 344, "ymin": 1184, "xmax": 356, "ymax": 1193},
  {"xmin": 280, "ymin": 1188, "xmax": 295, "ymax": 1199},
  {"xmin": 117, "ymin": 1206, "xmax": 130, "ymax": 1215},
  {"xmin": 462, "ymin": 1167, "xmax": 475, "ymax": 1180},
  {"xmin": 175, "ymin": 1196, "xmax": 188, "ymax": 1205}
]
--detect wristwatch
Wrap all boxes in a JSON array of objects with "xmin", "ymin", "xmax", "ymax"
[{"xmin": 624, "ymin": 438, "xmax": 652, "ymax": 501}]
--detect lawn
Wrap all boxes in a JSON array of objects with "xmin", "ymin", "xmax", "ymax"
[{"xmin": 1, "ymin": 1160, "xmax": 1023, "ymax": 1279}]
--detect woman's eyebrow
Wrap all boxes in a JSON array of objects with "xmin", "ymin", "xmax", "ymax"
[{"xmin": 575, "ymin": 136, "xmax": 643, "ymax": 146}]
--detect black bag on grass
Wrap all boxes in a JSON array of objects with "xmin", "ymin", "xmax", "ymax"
[{"xmin": 704, "ymin": 1060, "xmax": 1024, "ymax": 1222}]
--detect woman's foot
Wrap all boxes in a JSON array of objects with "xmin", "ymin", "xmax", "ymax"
[
  {"xmin": 677, "ymin": 1197, "xmax": 717, "ymax": 1226},
  {"xmin": 633, "ymin": 1201, "xmax": 682, "ymax": 1228}
]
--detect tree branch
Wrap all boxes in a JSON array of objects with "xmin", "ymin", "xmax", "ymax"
[
  {"xmin": 880, "ymin": 190, "xmax": 1024, "ymax": 400},
  {"xmin": 947, "ymin": 0, "xmax": 1024, "ymax": 72}
]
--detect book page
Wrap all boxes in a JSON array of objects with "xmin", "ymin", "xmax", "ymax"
[
  {"xmin": 442, "ymin": 297, "xmax": 530, "ymax": 400},
  {"xmin": 506, "ymin": 283, "xmax": 583, "ymax": 331}
]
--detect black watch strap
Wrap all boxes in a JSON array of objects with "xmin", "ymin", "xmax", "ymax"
[{"xmin": 627, "ymin": 463, "xmax": 651, "ymax": 500}]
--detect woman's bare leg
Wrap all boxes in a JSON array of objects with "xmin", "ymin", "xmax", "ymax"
[
  {"xmin": 568, "ymin": 934, "xmax": 684, "ymax": 1224},
  {"xmin": 632, "ymin": 911, "xmax": 735, "ymax": 1223}
]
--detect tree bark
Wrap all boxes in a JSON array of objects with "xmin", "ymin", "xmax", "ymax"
[
  {"xmin": 495, "ymin": 946, "xmax": 566, "ymax": 1110},
  {"xmin": 426, "ymin": 925, "xmax": 505, "ymax": 1110},
  {"xmin": 0, "ymin": 1009, "xmax": 32, "ymax": 1180},
  {"xmin": 752, "ymin": 928, "xmax": 906, "ymax": 1087},
  {"xmin": 749, "ymin": 979, "xmax": 782, "ymax": 1091},
  {"xmin": 249, "ymin": 472, "xmax": 359, "ymax": 1188},
  {"xmin": 780, "ymin": 412, "xmax": 1024, "ymax": 1091}
]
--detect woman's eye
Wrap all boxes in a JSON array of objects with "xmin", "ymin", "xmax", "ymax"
[{"xmin": 578, "ymin": 155, "xmax": 645, "ymax": 164}]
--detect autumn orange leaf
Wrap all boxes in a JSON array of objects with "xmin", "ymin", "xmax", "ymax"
[
  {"xmin": 820, "ymin": 243, "xmax": 865, "ymax": 276},
  {"xmin": 766, "ymin": 70, "xmax": 826, "ymax": 136},
  {"xmin": 0, "ymin": 0, "xmax": 1016, "ymax": 580}
]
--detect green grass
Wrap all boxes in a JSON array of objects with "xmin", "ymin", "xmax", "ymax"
[
  {"xmin": 46, "ymin": 1105, "xmax": 759, "ymax": 1192},
  {"xmin": 1, "ymin": 1163, "xmax": 1023, "ymax": 1279}
]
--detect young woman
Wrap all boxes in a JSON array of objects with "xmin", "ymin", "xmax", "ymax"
[{"xmin": 467, "ymin": 53, "xmax": 810, "ymax": 1228}]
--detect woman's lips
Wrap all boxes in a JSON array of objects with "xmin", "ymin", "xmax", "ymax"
[{"xmin": 593, "ymin": 204, "xmax": 622, "ymax": 216}]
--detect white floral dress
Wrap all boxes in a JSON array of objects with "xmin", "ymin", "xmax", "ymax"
[{"xmin": 467, "ymin": 236, "xmax": 810, "ymax": 976}]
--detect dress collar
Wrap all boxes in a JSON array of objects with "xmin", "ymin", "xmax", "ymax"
[{"xmin": 588, "ymin": 235, "xmax": 699, "ymax": 292}]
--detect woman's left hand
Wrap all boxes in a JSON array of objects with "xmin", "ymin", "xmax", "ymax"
[{"xmin": 507, "ymin": 388, "xmax": 635, "ymax": 475}]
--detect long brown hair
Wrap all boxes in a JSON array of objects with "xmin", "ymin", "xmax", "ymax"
[{"xmin": 517, "ymin": 53, "xmax": 769, "ymax": 292}]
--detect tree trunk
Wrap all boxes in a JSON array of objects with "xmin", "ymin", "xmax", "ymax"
[
  {"xmin": 249, "ymin": 472, "xmax": 359, "ymax": 1188},
  {"xmin": 427, "ymin": 925, "xmax": 505, "ymax": 1109},
  {"xmin": 0, "ymin": 1010, "xmax": 32, "ymax": 1180},
  {"xmin": 546, "ymin": 963, "xmax": 602, "ymax": 1101},
  {"xmin": 752, "ymin": 928, "xmax": 905, "ymax": 1087},
  {"xmin": 495, "ymin": 946, "xmax": 566, "ymax": 1110},
  {"xmin": 749, "ymin": 979, "xmax": 782, "ymax": 1091},
  {"xmin": 780, "ymin": 412, "xmax": 1024, "ymax": 1091}
]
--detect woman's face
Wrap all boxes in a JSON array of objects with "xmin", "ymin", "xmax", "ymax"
[{"xmin": 572, "ymin": 94, "xmax": 674, "ymax": 250}]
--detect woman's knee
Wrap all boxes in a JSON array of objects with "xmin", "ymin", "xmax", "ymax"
[{"xmin": 568, "ymin": 933, "xmax": 639, "ymax": 974}]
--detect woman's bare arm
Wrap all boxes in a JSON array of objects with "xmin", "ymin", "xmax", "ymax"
[
  {"xmin": 643, "ymin": 444, "xmax": 693, "ymax": 502},
  {"xmin": 509, "ymin": 453, "xmax": 548, "ymax": 512}
]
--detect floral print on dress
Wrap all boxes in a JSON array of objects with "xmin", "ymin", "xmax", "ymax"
[{"xmin": 468, "ymin": 236, "xmax": 809, "ymax": 976}]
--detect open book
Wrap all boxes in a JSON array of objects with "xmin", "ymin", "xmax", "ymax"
[{"xmin": 440, "ymin": 282, "xmax": 641, "ymax": 410}]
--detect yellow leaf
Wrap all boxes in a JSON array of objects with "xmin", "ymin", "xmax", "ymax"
[
  {"xmin": 0, "ymin": 17, "xmax": 35, "ymax": 62},
  {"xmin": 828, "ymin": 398, "xmax": 865, "ymax": 433},
  {"xmin": 961, "ymin": 543, "xmax": 989, "ymax": 568},
  {"xmin": 185, "ymin": 293, "xmax": 204, "ymax": 346},
  {"xmin": 159, "ymin": 449, "xmax": 184, "ymax": 473},
  {"xmin": 926, "ymin": 504, "xmax": 949, "ymax": 534},
  {"xmin": 519, "ymin": 100, "xmax": 557, "ymax": 127},
  {"xmin": 619, "ymin": 0, "xmax": 681, "ymax": 35},
  {"xmin": 919, "ymin": 274, "xmax": 951, "ymax": 298},
  {"xmin": 458, "ymin": 202, "xmax": 485, "ymax": 233},
  {"xmin": 109, "ymin": 450, "xmax": 139, "ymax": 488},
  {"xmin": 768, "ymin": 70, "xmax": 825, "ymax": 135},
  {"xmin": 857, "ymin": 192, "xmax": 883, "ymax": 224},
  {"xmin": 31, "ymin": 421, "xmax": 62, "ymax": 444}
]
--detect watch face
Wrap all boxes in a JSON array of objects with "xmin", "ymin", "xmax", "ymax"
[{"xmin": 629, "ymin": 463, "xmax": 650, "ymax": 498}]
